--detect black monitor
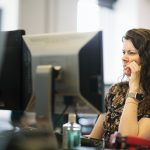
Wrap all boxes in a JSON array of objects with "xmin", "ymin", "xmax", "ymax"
[
  {"xmin": 0, "ymin": 30, "xmax": 32, "ymax": 111},
  {"xmin": 23, "ymin": 31, "xmax": 104, "ymax": 115}
]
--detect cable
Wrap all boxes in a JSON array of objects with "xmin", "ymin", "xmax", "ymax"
[{"xmin": 54, "ymin": 96, "xmax": 74, "ymax": 129}]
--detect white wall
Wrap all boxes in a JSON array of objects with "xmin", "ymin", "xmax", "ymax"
[
  {"xmin": 49, "ymin": 0, "xmax": 78, "ymax": 32},
  {"xmin": 0, "ymin": 0, "xmax": 19, "ymax": 30},
  {"xmin": 18, "ymin": 0, "xmax": 78, "ymax": 34},
  {"xmin": 18, "ymin": 0, "xmax": 48, "ymax": 34},
  {"xmin": 138, "ymin": 0, "xmax": 150, "ymax": 28}
]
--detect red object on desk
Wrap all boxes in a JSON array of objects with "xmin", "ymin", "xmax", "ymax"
[
  {"xmin": 125, "ymin": 135, "xmax": 150, "ymax": 147},
  {"xmin": 109, "ymin": 132, "xmax": 150, "ymax": 149}
]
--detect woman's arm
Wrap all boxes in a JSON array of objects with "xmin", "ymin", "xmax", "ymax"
[
  {"xmin": 118, "ymin": 96, "xmax": 139, "ymax": 136},
  {"xmin": 119, "ymin": 61, "xmax": 140, "ymax": 136},
  {"xmin": 119, "ymin": 97, "xmax": 150, "ymax": 139},
  {"xmin": 89, "ymin": 113, "xmax": 105, "ymax": 139},
  {"xmin": 119, "ymin": 61, "xmax": 150, "ymax": 139}
]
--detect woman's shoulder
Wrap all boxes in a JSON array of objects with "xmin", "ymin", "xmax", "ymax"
[{"xmin": 108, "ymin": 81, "xmax": 129, "ymax": 94}]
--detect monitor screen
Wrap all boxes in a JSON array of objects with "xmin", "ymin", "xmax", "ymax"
[
  {"xmin": 0, "ymin": 30, "xmax": 32, "ymax": 111},
  {"xmin": 23, "ymin": 31, "xmax": 104, "ymax": 115}
]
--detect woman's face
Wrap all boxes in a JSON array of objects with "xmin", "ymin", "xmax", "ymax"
[{"xmin": 122, "ymin": 39, "xmax": 141, "ymax": 77}]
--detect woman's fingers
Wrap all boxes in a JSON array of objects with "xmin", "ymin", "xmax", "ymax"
[{"xmin": 126, "ymin": 61, "xmax": 141, "ymax": 73}]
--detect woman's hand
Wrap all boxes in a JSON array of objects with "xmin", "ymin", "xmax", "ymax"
[{"xmin": 126, "ymin": 61, "xmax": 141, "ymax": 92}]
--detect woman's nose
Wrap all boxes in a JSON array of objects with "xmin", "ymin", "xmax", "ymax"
[{"xmin": 122, "ymin": 53, "xmax": 128, "ymax": 61}]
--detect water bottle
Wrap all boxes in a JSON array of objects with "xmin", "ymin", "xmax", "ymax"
[{"xmin": 62, "ymin": 113, "xmax": 81, "ymax": 149}]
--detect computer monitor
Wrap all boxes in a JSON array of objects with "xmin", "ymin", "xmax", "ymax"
[
  {"xmin": 23, "ymin": 31, "xmax": 104, "ymax": 116},
  {"xmin": 0, "ymin": 30, "xmax": 32, "ymax": 111}
]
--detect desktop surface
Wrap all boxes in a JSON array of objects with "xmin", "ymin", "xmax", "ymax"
[{"xmin": 0, "ymin": 129, "xmax": 107, "ymax": 150}]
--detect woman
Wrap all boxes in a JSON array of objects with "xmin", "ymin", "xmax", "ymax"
[{"xmin": 89, "ymin": 28, "xmax": 150, "ymax": 141}]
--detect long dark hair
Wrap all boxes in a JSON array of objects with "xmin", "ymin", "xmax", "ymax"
[{"xmin": 123, "ymin": 28, "xmax": 150, "ymax": 113}]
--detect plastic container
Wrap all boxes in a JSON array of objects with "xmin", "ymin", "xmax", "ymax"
[{"xmin": 62, "ymin": 113, "xmax": 81, "ymax": 149}]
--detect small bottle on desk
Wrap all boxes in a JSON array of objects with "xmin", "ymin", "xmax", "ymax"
[{"xmin": 62, "ymin": 113, "xmax": 81, "ymax": 149}]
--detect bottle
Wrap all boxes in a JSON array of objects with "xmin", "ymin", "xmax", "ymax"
[{"xmin": 62, "ymin": 113, "xmax": 81, "ymax": 149}]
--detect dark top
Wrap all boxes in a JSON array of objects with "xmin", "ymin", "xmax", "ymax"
[{"xmin": 103, "ymin": 81, "xmax": 150, "ymax": 140}]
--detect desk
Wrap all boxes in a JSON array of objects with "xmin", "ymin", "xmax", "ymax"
[
  {"xmin": 0, "ymin": 130, "xmax": 106, "ymax": 150},
  {"xmin": 0, "ymin": 111, "xmax": 107, "ymax": 150}
]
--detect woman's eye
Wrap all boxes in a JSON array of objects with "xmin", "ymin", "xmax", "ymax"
[
  {"xmin": 122, "ymin": 51, "xmax": 125, "ymax": 54},
  {"xmin": 122, "ymin": 50, "xmax": 138, "ymax": 55},
  {"xmin": 128, "ymin": 51, "xmax": 137, "ymax": 55}
]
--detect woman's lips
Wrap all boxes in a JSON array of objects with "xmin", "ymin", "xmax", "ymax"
[{"xmin": 123, "ymin": 65, "xmax": 131, "ymax": 76}]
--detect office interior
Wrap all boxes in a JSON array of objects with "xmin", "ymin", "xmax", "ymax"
[{"xmin": 0, "ymin": 0, "xmax": 150, "ymax": 149}]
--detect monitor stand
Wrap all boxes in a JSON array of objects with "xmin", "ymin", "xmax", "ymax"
[{"xmin": 34, "ymin": 65, "xmax": 58, "ymax": 149}]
